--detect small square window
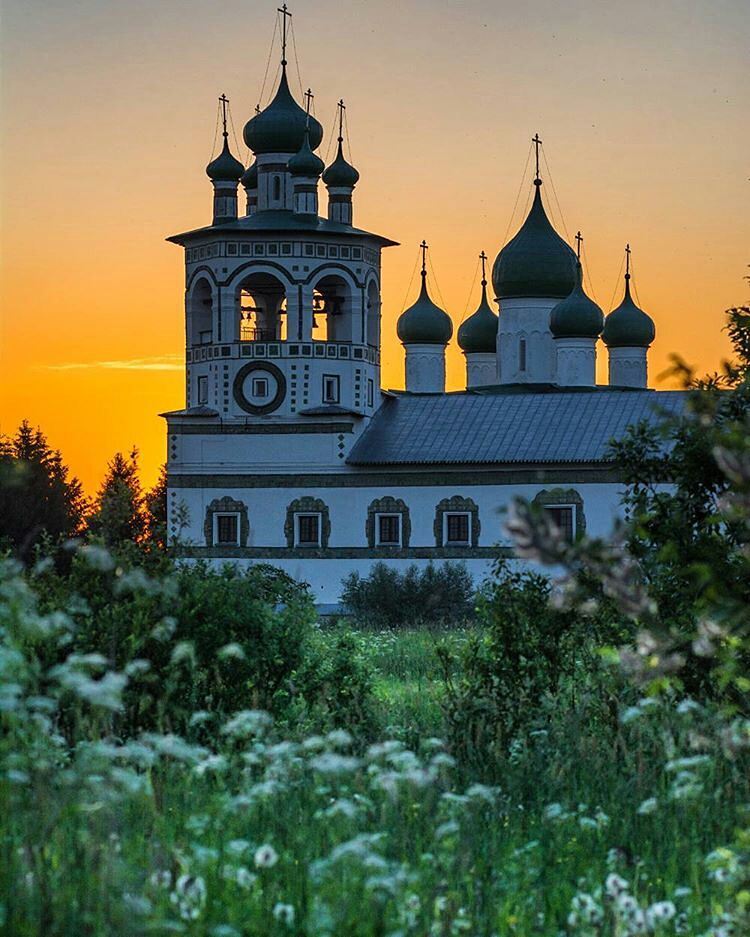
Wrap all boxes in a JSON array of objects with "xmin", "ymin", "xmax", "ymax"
[
  {"xmin": 341, "ymin": 246, "xmax": 350, "ymax": 258},
  {"xmin": 296, "ymin": 513, "xmax": 321, "ymax": 547},
  {"xmin": 215, "ymin": 513, "xmax": 239, "ymax": 545},
  {"xmin": 543, "ymin": 506, "xmax": 575, "ymax": 543},
  {"xmin": 240, "ymin": 244, "xmax": 251, "ymax": 255},
  {"xmin": 316, "ymin": 245, "xmax": 326, "ymax": 257},
  {"xmin": 376, "ymin": 513, "xmax": 401, "ymax": 546},
  {"xmin": 445, "ymin": 512, "xmax": 470, "ymax": 545},
  {"xmin": 304, "ymin": 244, "xmax": 314, "ymax": 256},
  {"xmin": 267, "ymin": 243, "xmax": 279, "ymax": 255},
  {"xmin": 252, "ymin": 377, "xmax": 269, "ymax": 398},
  {"xmin": 323, "ymin": 375, "xmax": 340, "ymax": 404},
  {"xmin": 197, "ymin": 375, "xmax": 208, "ymax": 404},
  {"xmin": 352, "ymin": 247, "xmax": 362, "ymax": 259},
  {"xmin": 227, "ymin": 244, "xmax": 238, "ymax": 255}
]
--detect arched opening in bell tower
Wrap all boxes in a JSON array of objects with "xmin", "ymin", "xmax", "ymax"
[
  {"xmin": 311, "ymin": 274, "xmax": 354, "ymax": 343},
  {"xmin": 366, "ymin": 280, "xmax": 380, "ymax": 348},
  {"xmin": 189, "ymin": 278, "xmax": 214, "ymax": 345},
  {"xmin": 236, "ymin": 272, "xmax": 288, "ymax": 342}
]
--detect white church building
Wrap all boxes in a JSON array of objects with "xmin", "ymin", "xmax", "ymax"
[{"xmin": 162, "ymin": 24, "xmax": 685, "ymax": 604}]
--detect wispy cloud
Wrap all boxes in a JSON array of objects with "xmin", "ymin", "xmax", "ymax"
[{"xmin": 44, "ymin": 355, "xmax": 183, "ymax": 372}]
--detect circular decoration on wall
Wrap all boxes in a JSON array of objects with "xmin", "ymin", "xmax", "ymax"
[{"xmin": 233, "ymin": 361, "xmax": 287, "ymax": 415}]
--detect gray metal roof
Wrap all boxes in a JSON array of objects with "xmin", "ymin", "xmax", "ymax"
[{"xmin": 347, "ymin": 389, "xmax": 688, "ymax": 465}]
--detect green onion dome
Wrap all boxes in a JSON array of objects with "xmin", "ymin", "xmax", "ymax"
[
  {"xmin": 240, "ymin": 160, "xmax": 258, "ymax": 189},
  {"xmin": 550, "ymin": 262, "xmax": 604, "ymax": 339},
  {"xmin": 492, "ymin": 181, "xmax": 577, "ymax": 300},
  {"xmin": 287, "ymin": 130, "xmax": 325, "ymax": 177},
  {"xmin": 602, "ymin": 276, "xmax": 655, "ymax": 347},
  {"xmin": 322, "ymin": 140, "xmax": 360, "ymax": 188},
  {"xmin": 206, "ymin": 136, "xmax": 245, "ymax": 182},
  {"xmin": 457, "ymin": 280, "xmax": 498, "ymax": 352},
  {"xmin": 397, "ymin": 272, "xmax": 453, "ymax": 345},
  {"xmin": 243, "ymin": 68, "xmax": 324, "ymax": 155}
]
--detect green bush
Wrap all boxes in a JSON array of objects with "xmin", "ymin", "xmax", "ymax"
[{"xmin": 341, "ymin": 560, "xmax": 475, "ymax": 628}]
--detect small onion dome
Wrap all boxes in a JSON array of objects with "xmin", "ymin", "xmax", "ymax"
[
  {"xmin": 457, "ymin": 280, "xmax": 498, "ymax": 352},
  {"xmin": 243, "ymin": 68, "xmax": 324, "ymax": 155},
  {"xmin": 322, "ymin": 140, "xmax": 360, "ymax": 188},
  {"xmin": 492, "ymin": 182, "xmax": 577, "ymax": 300},
  {"xmin": 206, "ymin": 136, "xmax": 245, "ymax": 182},
  {"xmin": 397, "ymin": 272, "xmax": 453, "ymax": 345},
  {"xmin": 550, "ymin": 262, "xmax": 604, "ymax": 339},
  {"xmin": 602, "ymin": 276, "xmax": 656, "ymax": 347},
  {"xmin": 240, "ymin": 160, "xmax": 258, "ymax": 189},
  {"xmin": 288, "ymin": 130, "xmax": 325, "ymax": 177}
]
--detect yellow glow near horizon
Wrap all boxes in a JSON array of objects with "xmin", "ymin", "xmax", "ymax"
[{"xmin": 1, "ymin": 0, "xmax": 748, "ymax": 493}]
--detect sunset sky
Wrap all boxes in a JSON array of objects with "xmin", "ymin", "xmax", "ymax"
[{"xmin": 2, "ymin": 0, "xmax": 748, "ymax": 493}]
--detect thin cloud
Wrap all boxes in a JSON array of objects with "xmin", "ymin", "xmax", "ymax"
[{"xmin": 45, "ymin": 355, "xmax": 183, "ymax": 372}]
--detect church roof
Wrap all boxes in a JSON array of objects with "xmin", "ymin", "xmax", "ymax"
[
  {"xmin": 347, "ymin": 389, "xmax": 687, "ymax": 465},
  {"xmin": 167, "ymin": 209, "xmax": 398, "ymax": 246}
]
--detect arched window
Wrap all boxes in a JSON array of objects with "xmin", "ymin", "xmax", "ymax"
[
  {"xmin": 273, "ymin": 175, "xmax": 282, "ymax": 202},
  {"xmin": 519, "ymin": 337, "xmax": 527, "ymax": 372},
  {"xmin": 312, "ymin": 273, "xmax": 354, "ymax": 343},
  {"xmin": 236, "ymin": 271, "xmax": 288, "ymax": 342},
  {"xmin": 189, "ymin": 278, "xmax": 213, "ymax": 345},
  {"xmin": 366, "ymin": 497, "xmax": 411, "ymax": 549},
  {"xmin": 366, "ymin": 280, "xmax": 380, "ymax": 348}
]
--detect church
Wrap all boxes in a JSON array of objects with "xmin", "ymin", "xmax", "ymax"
[{"xmin": 162, "ymin": 16, "xmax": 685, "ymax": 604}]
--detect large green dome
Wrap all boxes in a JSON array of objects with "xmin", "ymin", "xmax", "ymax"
[
  {"xmin": 206, "ymin": 136, "xmax": 245, "ymax": 182},
  {"xmin": 602, "ymin": 277, "xmax": 655, "ymax": 347},
  {"xmin": 243, "ymin": 69, "xmax": 324, "ymax": 156},
  {"xmin": 550, "ymin": 262, "xmax": 604, "ymax": 339},
  {"xmin": 492, "ymin": 182, "xmax": 577, "ymax": 300},
  {"xmin": 397, "ymin": 273, "xmax": 453, "ymax": 345},
  {"xmin": 457, "ymin": 281, "xmax": 498, "ymax": 353}
]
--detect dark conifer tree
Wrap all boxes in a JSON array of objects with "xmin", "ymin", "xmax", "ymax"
[
  {"xmin": 88, "ymin": 448, "xmax": 146, "ymax": 546},
  {"xmin": 145, "ymin": 463, "xmax": 168, "ymax": 548}
]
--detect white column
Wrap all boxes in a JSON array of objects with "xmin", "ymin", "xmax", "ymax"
[
  {"xmin": 405, "ymin": 344, "xmax": 446, "ymax": 393},
  {"xmin": 497, "ymin": 297, "xmax": 558, "ymax": 383},
  {"xmin": 465, "ymin": 352, "xmax": 498, "ymax": 389},
  {"xmin": 555, "ymin": 338, "xmax": 597, "ymax": 387},
  {"xmin": 608, "ymin": 347, "xmax": 648, "ymax": 388}
]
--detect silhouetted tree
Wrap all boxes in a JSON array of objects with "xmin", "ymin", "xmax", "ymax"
[
  {"xmin": 145, "ymin": 463, "xmax": 168, "ymax": 548},
  {"xmin": 0, "ymin": 420, "xmax": 87, "ymax": 557},
  {"xmin": 88, "ymin": 449, "xmax": 146, "ymax": 546}
]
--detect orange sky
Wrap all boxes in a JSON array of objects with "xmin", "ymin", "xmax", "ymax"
[{"xmin": 2, "ymin": 0, "xmax": 748, "ymax": 493}]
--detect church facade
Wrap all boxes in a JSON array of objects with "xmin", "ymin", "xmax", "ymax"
[{"xmin": 162, "ymin": 41, "xmax": 683, "ymax": 605}]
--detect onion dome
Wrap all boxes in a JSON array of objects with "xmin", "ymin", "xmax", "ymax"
[
  {"xmin": 240, "ymin": 160, "xmax": 258, "ymax": 189},
  {"xmin": 243, "ymin": 68, "xmax": 324, "ymax": 155},
  {"xmin": 457, "ymin": 274, "xmax": 498, "ymax": 353},
  {"xmin": 492, "ymin": 181, "xmax": 577, "ymax": 300},
  {"xmin": 550, "ymin": 262, "xmax": 604, "ymax": 339},
  {"xmin": 206, "ymin": 136, "xmax": 244, "ymax": 182},
  {"xmin": 397, "ymin": 269, "xmax": 453, "ymax": 345},
  {"xmin": 603, "ymin": 273, "xmax": 655, "ymax": 348},
  {"xmin": 322, "ymin": 139, "xmax": 360, "ymax": 188},
  {"xmin": 288, "ymin": 129, "xmax": 325, "ymax": 177}
]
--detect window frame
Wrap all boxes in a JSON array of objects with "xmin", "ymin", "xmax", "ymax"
[
  {"xmin": 322, "ymin": 374, "xmax": 340, "ymax": 404},
  {"xmin": 542, "ymin": 504, "xmax": 576, "ymax": 543},
  {"xmin": 295, "ymin": 512, "xmax": 322, "ymax": 547},
  {"xmin": 251, "ymin": 376, "xmax": 269, "ymax": 398},
  {"xmin": 519, "ymin": 336, "xmax": 527, "ymax": 373},
  {"xmin": 214, "ymin": 512, "xmax": 240, "ymax": 546},
  {"xmin": 197, "ymin": 375, "xmax": 209, "ymax": 405},
  {"xmin": 375, "ymin": 512, "xmax": 402, "ymax": 547},
  {"xmin": 443, "ymin": 511, "xmax": 471, "ymax": 546}
]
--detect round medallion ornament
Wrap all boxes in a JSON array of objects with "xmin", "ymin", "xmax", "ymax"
[{"xmin": 232, "ymin": 361, "xmax": 287, "ymax": 415}]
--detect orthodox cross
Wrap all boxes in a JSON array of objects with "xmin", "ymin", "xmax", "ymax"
[
  {"xmin": 625, "ymin": 243, "xmax": 631, "ymax": 278},
  {"xmin": 304, "ymin": 87, "xmax": 314, "ymax": 118},
  {"xmin": 575, "ymin": 231, "xmax": 583, "ymax": 260},
  {"xmin": 479, "ymin": 250, "xmax": 488, "ymax": 285},
  {"xmin": 532, "ymin": 133, "xmax": 542, "ymax": 181},
  {"xmin": 337, "ymin": 99, "xmax": 346, "ymax": 143},
  {"xmin": 219, "ymin": 93, "xmax": 229, "ymax": 138},
  {"xmin": 420, "ymin": 240, "xmax": 429, "ymax": 276},
  {"xmin": 278, "ymin": 3, "xmax": 292, "ymax": 66}
]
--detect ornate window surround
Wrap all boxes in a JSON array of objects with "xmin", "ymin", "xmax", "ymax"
[
  {"xmin": 284, "ymin": 496, "xmax": 331, "ymax": 548},
  {"xmin": 204, "ymin": 496, "xmax": 249, "ymax": 547},
  {"xmin": 366, "ymin": 496, "xmax": 411, "ymax": 548},
  {"xmin": 532, "ymin": 488, "xmax": 586, "ymax": 539},
  {"xmin": 433, "ymin": 495, "xmax": 480, "ymax": 547}
]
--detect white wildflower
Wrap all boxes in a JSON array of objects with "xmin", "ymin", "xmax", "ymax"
[
  {"xmin": 637, "ymin": 796, "xmax": 659, "ymax": 815},
  {"xmin": 272, "ymin": 902, "xmax": 295, "ymax": 925},
  {"xmin": 254, "ymin": 844, "xmax": 279, "ymax": 868}
]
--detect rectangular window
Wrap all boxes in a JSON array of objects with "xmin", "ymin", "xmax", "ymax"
[
  {"xmin": 296, "ymin": 513, "xmax": 321, "ymax": 547},
  {"xmin": 445, "ymin": 512, "xmax": 470, "ymax": 545},
  {"xmin": 367, "ymin": 379, "xmax": 374, "ymax": 407},
  {"xmin": 323, "ymin": 375, "xmax": 340, "ymax": 404},
  {"xmin": 519, "ymin": 337, "xmax": 527, "ymax": 372},
  {"xmin": 215, "ymin": 513, "xmax": 239, "ymax": 545},
  {"xmin": 252, "ymin": 377, "xmax": 268, "ymax": 398},
  {"xmin": 377, "ymin": 513, "xmax": 401, "ymax": 546},
  {"xmin": 543, "ymin": 506, "xmax": 575, "ymax": 543},
  {"xmin": 197, "ymin": 375, "xmax": 208, "ymax": 404}
]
